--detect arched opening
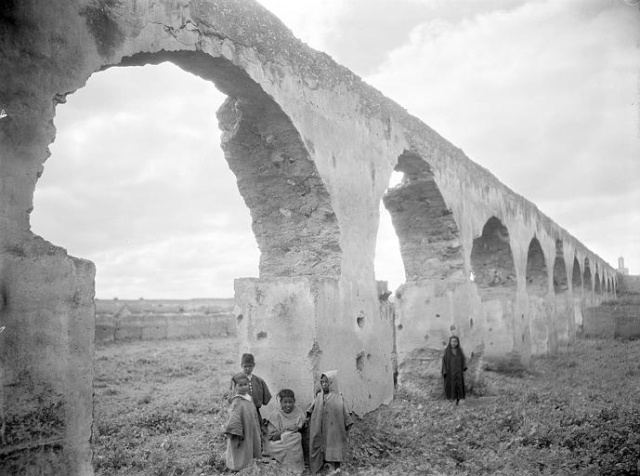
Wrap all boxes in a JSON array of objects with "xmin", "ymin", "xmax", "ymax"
[
  {"xmin": 32, "ymin": 62, "xmax": 256, "ymax": 299},
  {"xmin": 120, "ymin": 51, "xmax": 342, "ymax": 279},
  {"xmin": 583, "ymin": 258, "xmax": 593, "ymax": 293},
  {"xmin": 470, "ymin": 217, "xmax": 516, "ymax": 300},
  {"xmin": 594, "ymin": 271, "xmax": 602, "ymax": 294},
  {"xmin": 31, "ymin": 53, "xmax": 342, "ymax": 473},
  {"xmin": 383, "ymin": 151, "xmax": 464, "ymax": 282},
  {"xmin": 552, "ymin": 241, "xmax": 568, "ymax": 294},
  {"xmin": 607, "ymin": 278, "xmax": 612, "ymax": 294},
  {"xmin": 526, "ymin": 237, "xmax": 548, "ymax": 296},
  {"xmin": 375, "ymin": 171, "xmax": 405, "ymax": 295},
  {"xmin": 571, "ymin": 256, "xmax": 582, "ymax": 293}
]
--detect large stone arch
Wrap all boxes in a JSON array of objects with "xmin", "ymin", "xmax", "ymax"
[
  {"xmin": 594, "ymin": 271, "xmax": 602, "ymax": 294},
  {"xmin": 383, "ymin": 150, "xmax": 467, "ymax": 372},
  {"xmin": 1, "ymin": 4, "xmax": 391, "ymax": 473}
]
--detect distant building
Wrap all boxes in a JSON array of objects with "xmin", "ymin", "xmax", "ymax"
[{"xmin": 618, "ymin": 257, "xmax": 629, "ymax": 275}]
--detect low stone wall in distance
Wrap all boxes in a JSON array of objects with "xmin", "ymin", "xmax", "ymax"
[
  {"xmin": 95, "ymin": 298, "xmax": 236, "ymax": 343},
  {"xmin": 582, "ymin": 275, "xmax": 640, "ymax": 340}
]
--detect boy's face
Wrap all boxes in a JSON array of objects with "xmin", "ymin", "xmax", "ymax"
[
  {"xmin": 242, "ymin": 363, "xmax": 255, "ymax": 375},
  {"xmin": 236, "ymin": 380, "xmax": 250, "ymax": 395},
  {"xmin": 320, "ymin": 375, "xmax": 330, "ymax": 394},
  {"xmin": 280, "ymin": 396, "xmax": 295, "ymax": 413},
  {"xmin": 450, "ymin": 338, "xmax": 459, "ymax": 348}
]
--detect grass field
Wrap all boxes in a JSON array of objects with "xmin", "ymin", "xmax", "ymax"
[{"xmin": 93, "ymin": 336, "xmax": 640, "ymax": 475}]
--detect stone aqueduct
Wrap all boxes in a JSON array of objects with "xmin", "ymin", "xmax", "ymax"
[{"xmin": 0, "ymin": 0, "xmax": 618, "ymax": 473}]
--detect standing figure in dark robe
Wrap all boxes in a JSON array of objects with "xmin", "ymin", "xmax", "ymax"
[
  {"xmin": 307, "ymin": 370, "xmax": 354, "ymax": 473},
  {"xmin": 224, "ymin": 373, "xmax": 262, "ymax": 471},
  {"xmin": 441, "ymin": 336, "xmax": 467, "ymax": 405}
]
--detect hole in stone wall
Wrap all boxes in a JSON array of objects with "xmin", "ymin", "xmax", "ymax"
[
  {"xmin": 469, "ymin": 318, "xmax": 474, "ymax": 329},
  {"xmin": 397, "ymin": 324, "xmax": 403, "ymax": 331},
  {"xmin": 356, "ymin": 352, "xmax": 365, "ymax": 372},
  {"xmin": 356, "ymin": 312, "xmax": 365, "ymax": 328},
  {"xmin": 257, "ymin": 331, "xmax": 268, "ymax": 340},
  {"xmin": 237, "ymin": 314, "xmax": 243, "ymax": 323}
]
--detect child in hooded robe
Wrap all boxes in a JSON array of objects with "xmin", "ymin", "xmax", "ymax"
[
  {"xmin": 263, "ymin": 389, "xmax": 306, "ymax": 474},
  {"xmin": 441, "ymin": 335, "xmax": 467, "ymax": 405},
  {"xmin": 307, "ymin": 371, "xmax": 353, "ymax": 473},
  {"xmin": 224, "ymin": 373, "xmax": 262, "ymax": 471}
]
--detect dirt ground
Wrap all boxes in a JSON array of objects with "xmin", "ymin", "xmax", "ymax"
[{"xmin": 93, "ymin": 336, "xmax": 640, "ymax": 476}]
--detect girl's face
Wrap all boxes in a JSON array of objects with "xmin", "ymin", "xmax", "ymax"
[
  {"xmin": 280, "ymin": 396, "xmax": 295, "ymax": 413},
  {"xmin": 236, "ymin": 380, "xmax": 250, "ymax": 395},
  {"xmin": 320, "ymin": 375, "xmax": 330, "ymax": 394},
  {"xmin": 450, "ymin": 337, "xmax": 459, "ymax": 348},
  {"xmin": 242, "ymin": 363, "xmax": 255, "ymax": 375}
]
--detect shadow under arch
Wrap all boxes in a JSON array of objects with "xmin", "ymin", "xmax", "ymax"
[
  {"xmin": 526, "ymin": 237, "xmax": 548, "ymax": 297},
  {"xmin": 470, "ymin": 216, "xmax": 516, "ymax": 300},
  {"xmin": 594, "ymin": 271, "xmax": 602, "ymax": 294},
  {"xmin": 571, "ymin": 256, "xmax": 582, "ymax": 294},
  {"xmin": 583, "ymin": 258, "xmax": 593, "ymax": 294},
  {"xmin": 553, "ymin": 240, "xmax": 568, "ymax": 295},
  {"xmin": 116, "ymin": 51, "xmax": 342, "ymax": 279},
  {"xmin": 382, "ymin": 150, "xmax": 464, "ymax": 282}
]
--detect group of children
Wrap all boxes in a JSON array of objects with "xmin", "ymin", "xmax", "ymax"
[
  {"xmin": 224, "ymin": 337, "xmax": 467, "ymax": 473},
  {"xmin": 223, "ymin": 353, "xmax": 353, "ymax": 474}
]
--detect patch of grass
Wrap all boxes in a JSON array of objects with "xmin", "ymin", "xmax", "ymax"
[{"xmin": 92, "ymin": 336, "xmax": 640, "ymax": 476}]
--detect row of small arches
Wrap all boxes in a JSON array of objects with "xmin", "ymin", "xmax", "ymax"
[{"xmin": 470, "ymin": 217, "xmax": 616, "ymax": 298}]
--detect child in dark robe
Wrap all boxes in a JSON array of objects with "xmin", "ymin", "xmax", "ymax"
[
  {"xmin": 263, "ymin": 389, "xmax": 306, "ymax": 474},
  {"xmin": 441, "ymin": 335, "xmax": 467, "ymax": 405},
  {"xmin": 232, "ymin": 353, "xmax": 272, "ymax": 421},
  {"xmin": 307, "ymin": 370, "xmax": 354, "ymax": 473},
  {"xmin": 224, "ymin": 373, "xmax": 262, "ymax": 471}
]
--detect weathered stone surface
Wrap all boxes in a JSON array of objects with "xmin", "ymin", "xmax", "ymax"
[{"xmin": 0, "ymin": 0, "xmax": 620, "ymax": 474}]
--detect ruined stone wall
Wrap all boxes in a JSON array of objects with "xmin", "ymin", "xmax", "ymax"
[
  {"xmin": 0, "ymin": 0, "xmax": 619, "ymax": 474},
  {"xmin": 96, "ymin": 313, "xmax": 235, "ymax": 343}
]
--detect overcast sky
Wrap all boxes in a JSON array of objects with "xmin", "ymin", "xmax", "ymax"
[{"xmin": 31, "ymin": 0, "xmax": 640, "ymax": 299}]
